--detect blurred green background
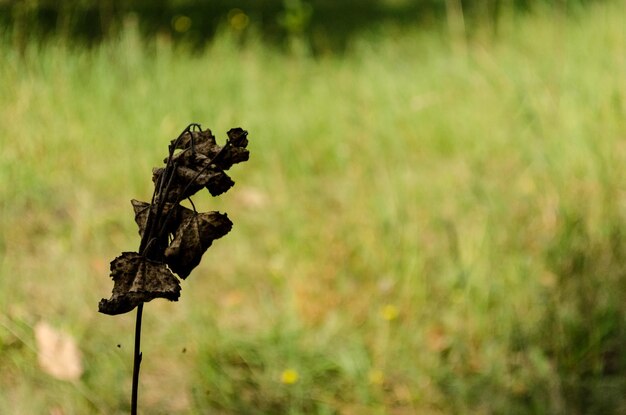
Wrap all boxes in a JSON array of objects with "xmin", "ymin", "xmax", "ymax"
[{"xmin": 1, "ymin": 0, "xmax": 626, "ymax": 414}]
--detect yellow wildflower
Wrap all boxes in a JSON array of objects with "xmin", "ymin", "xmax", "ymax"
[
  {"xmin": 281, "ymin": 369, "xmax": 299, "ymax": 385},
  {"xmin": 381, "ymin": 304, "xmax": 399, "ymax": 321}
]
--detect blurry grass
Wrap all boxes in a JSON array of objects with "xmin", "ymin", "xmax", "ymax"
[{"xmin": 1, "ymin": 1, "xmax": 626, "ymax": 414}]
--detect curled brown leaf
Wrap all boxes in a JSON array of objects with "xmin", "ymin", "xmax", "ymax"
[
  {"xmin": 98, "ymin": 252, "xmax": 181, "ymax": 315},
  {"xmin": 131, "ymin": 199, "xmax": 180, "ymax": 238},
  {"xmin": 170, "ymin": 128, "xmax": 216, "ymax": 151},
  {"xmin": 165, "ymin": 209, "xmax": 233, "ymax": 279}
]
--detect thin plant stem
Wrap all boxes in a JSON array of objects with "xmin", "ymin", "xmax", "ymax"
[
  {"xmin": 129, "ymin": 126, "xmax": 188, "ymax": 414},
  {"xmin": 121, "ymin": 124, "xmax": 244, "ymax": 414},
  {"xmin": 131, "ymin": 303, "xmax": 144, "ymax": 415}
]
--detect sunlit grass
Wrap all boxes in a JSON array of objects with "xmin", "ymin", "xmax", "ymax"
[{"xmin": 1, "ymin": 2, "xmax": 626, "ymax": 413}]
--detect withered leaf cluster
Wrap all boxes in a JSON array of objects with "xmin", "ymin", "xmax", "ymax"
[{"xmin": 99, "ymin": 126, "xmax": 249, "ymax": 315}]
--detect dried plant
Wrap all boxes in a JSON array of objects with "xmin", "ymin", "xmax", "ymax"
[{"xmin": 98, "ymin": 124, "xmax": 249, "ymax": 414}]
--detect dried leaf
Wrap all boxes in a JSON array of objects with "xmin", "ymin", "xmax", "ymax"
[
  {"xmin": 131, "ymin": 199, "xmax": 179, "ymax": 237},
  {"xmin": 170, "ymin": 128, "xmax": 216, "ymax": 151},
  {"xmin": 168, "ymin": 130, "xmax": 220, "ymax": 168},
  {"xmin": 165, "ymin": 209, "xmax": 233, "ymax": 279},
  {"xmin": 155, "ymin": 128, "xmax": 249, "ymax": 203},
  {"xmin": 175, "ymin": 165, "xmax": 217, "ymax": 187},
  {"xmin": 218, "ymin": 128, "xmax": 250, "ymax": 169},
  {"xmin": 228, "ymin": 127, "xmax": 248, "ymax": 146},
  {"xmin": 206, "ymin": 172, "xmax": 235, "ymax": 196},
  {"xmin": 99, "ymin": 126, "xmax": 249, "ymax": 315},
  {"xmin": 131, "ymin": 199, "xmax": 150, "ymax": 236},
  {"xmin": 154, "ymin": 166, "xmax": 235, "ymax": 201},
  {"xmin": 34, "ymin": 321, "xmax": 83, "ymax": 381},
  {"xmin": 98, "ymin": 252, "xmax": 181, "ymax": 315}
]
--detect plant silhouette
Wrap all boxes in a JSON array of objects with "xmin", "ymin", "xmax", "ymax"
[
  {"xmin": 98, "ymin": 124, "xmax": 249, "ymax": 413},
  {"xmin": 99, "ymin": 124, "xmax": 249, "ymax": 314}
]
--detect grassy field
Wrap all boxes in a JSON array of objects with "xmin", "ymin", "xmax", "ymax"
[{"xmin": 1, "ymin": 2, "xmax": 626, "ymax": 414}]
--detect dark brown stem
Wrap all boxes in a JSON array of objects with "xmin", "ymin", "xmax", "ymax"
[
  {"xmin": 131, "ymin": 303, "xmax": 144, "ymax": 415},
  {"xmin": 129, "ymin": 125, "xmax": 195, "ymax": 414}
]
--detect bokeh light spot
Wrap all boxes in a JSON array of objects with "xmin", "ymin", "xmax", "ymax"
[
  {"xmin": 228, "ymin": 9, "xmax": 250, "ymax": 31},
  {"xmin": 368, "ymin": 369, "xmax": 385, "ymax": 385},
  {"xmin": 172, "ymin": 15, "xmax": 192, "ymax": 33}
]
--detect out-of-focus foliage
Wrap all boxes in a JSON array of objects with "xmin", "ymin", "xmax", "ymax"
[
  {"xmin": 1, "ymin": 0, "xmax": 625, "ymax": 413},
  {"xmin": 0, "ymin": 0, "xmax": 606, "ymax": 51}
]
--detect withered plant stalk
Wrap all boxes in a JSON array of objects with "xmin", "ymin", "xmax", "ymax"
[{"xmin": 98, "ymin": 124, "xmax": 250, "ymax": 414}]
